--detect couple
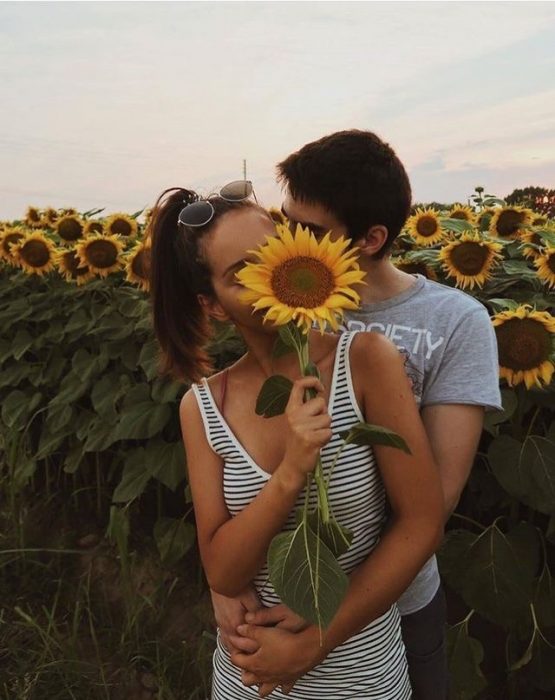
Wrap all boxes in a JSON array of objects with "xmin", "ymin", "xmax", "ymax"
[{"xmin": 149, "ymin": 130, "xmax": 502, "ymax": 699}]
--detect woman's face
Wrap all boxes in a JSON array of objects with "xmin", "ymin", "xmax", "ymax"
[{"xmin": 202, "ymin": 207, "xmax": 277, "ymax": 329}]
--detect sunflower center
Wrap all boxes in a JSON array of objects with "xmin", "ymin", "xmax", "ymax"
[
  {"xmin": 21, "ymin": 240, "xmax": 50, "ymax": 267},
  {"xmin": 450, "ymin": 211, "xmax": 469, "ymax": 220},
  {"xmin": 496, "ymin": 210, "xmax": 525, "ymax": 238},
  {"xmin": 3, "ymin": 232, "xmax": 24, "ymax": 255},
  {"xmin": 85, "ymin": 240, "xmax": 118, "ymax": 268},
  {"xmin": 416, "ymin": 215, "xmax": 439, "ymax": 237},
  {"xmin": 495, "ymin": 318, "xmax": 552, "ymax": 371},
  {"xmin": 87, "ymin": 222, "xmax": 104, "ymax": 235},
  {"xmin": 59, "ymin": 218, "xmax": 83, "ymax": 241},
  {"xmin": 131, "ymin": 249, "xmax": 151, "ymax": 279},
  {"xmin": 64, "ymin": 251, "xmax": 88, "ymax": 277},
  {"xmin": 271, "ymin": 256, "xmax": 334, "ymax": 308},
  {"xmin": 449, "ymin": 242, "xmax": 489, "ymax": 275},
  {"xmin": 28, "ymin": 209, "xmax": 40, "ymax": 222},
  {"xmin": 111, "ymin": 218, "xmax": 132, "ymax": 236}
]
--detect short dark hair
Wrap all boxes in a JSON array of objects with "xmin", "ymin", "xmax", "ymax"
[{"xmin": 277, "ymin": 129, "xmax": 412, "ymax": 257}]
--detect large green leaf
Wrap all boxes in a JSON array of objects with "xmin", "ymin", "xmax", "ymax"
[
  {"xmin": 49, "ymin": 369, "xmax": 91, "ymax": 406},
  {"xmin": 267, "ymin": 519, "xmax": 348, "ymax": 629},
  {"xmin": 307, "ymin": 510, "xmax": 353, "ymax": 558},
  {"xmin": 255, "ymin": 375, "xmax": 293, "ymax": 418},
  {"xmin": 144, "ymin": 440, "xmax": 186, "ymax": 491},
  {"xmin": 446, "ymin": 616, "xmax": 487, "ymax": 700},
  {"xmin": 437, "ymin": 529, "xmax": 476, "ymax": 590},
  {"xmin": 339, "ymin": 422, "xmax": 411, "ymax": 454},
  {"xmin": 115, "ymin": 400, "xmax": 172, "ymax": 440},
  {"xmin": 151, "ymin": 377, "xmax": 184, "ymax": 404},
  {"xmin": 12, "ymin": 329, "xmax": 34, "ymax": 360},
  {"xmin": 534, "ymin": 562, "xmax": 555, "ymax": 628},
  {"xmin": 112, "ymin": 450, "xmax": 151, "ymax": 502},
  {"xmin": 154, "ymin": 517, "xmax": 196, "ymax": 567},
  {"xmin": 488, "ymin": 435, "xmax": 555, "ymax": 515},
  {"xmin": 457, "ymin": 521, "xmax": 534, "ymax": 628},
  {"xmin": 2, "ymin": 390, "xmax": 42, "ymax": 430}
]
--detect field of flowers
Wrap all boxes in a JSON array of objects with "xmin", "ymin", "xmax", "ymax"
[{"xmin": 0, "ymin": 191, "xmax": 554, "ymax": 699}]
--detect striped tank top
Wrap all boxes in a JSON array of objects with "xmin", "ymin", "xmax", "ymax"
[{"xmin": 193, "ymin": 331, "xmax": 411, "ymax": 700}]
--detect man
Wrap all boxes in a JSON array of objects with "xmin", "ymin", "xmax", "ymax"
[{"xmin": 210, "ymin": 129, "xmax": 502, "ymax": 699}]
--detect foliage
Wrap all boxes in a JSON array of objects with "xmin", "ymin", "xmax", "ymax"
[{"xmin": 506, "ymin": 186, "xmax": 555, "ymax": 219}]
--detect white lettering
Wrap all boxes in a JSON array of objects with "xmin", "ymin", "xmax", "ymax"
[
  {"xmin": 425, "ymin": 331, "xmax": 444, "ymax": 359},
  {"xmin": 389, "ymin": 324, "xmax": 412, "ymax": 349},
  {"xmin": 366, "ymin": 322, "xmax": 386, "ymax": 334},
  {"xmin": 411, "ymin": 328, "xmax": 426, "ymax": 354}
]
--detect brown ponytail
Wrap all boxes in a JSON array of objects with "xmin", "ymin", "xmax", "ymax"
[{"xmin": 148, "ymin": 187, "xmax": 258, "ymax": 384}]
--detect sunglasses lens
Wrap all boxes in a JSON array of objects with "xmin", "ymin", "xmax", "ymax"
[
  {"xmin": 220, "ymin": 180, "xmax": 253, "ymax": 201},
  {"xmin": 178, "ymin": 201, "xmax": 214, "ymax": 227}
]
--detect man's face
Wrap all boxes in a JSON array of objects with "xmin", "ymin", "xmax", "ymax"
[{"xmin": 281, "ymin": 192, "xmax": 349, "ymax": 242}]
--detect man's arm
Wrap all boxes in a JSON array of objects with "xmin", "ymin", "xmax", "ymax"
[{"xmin": 421, "ymin": 403, "xmax": 484, "ymax": 518}]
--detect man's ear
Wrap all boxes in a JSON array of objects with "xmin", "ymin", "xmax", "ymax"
[
  {"xmin": 355, "ymin": 225, "xmax": 389, "ymax": 256},
  {"xmin": 198, "ymin": 294, "xmax": 230, "ymax": 322}
]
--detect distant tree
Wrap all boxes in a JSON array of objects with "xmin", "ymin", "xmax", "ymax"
[
  {"xmin": 505, "ymin": 186, "xmax": 555, "ymax": 218},
  {"xmin": 411, "ymin": 201, "xmax": 452, "ymax": 214}
]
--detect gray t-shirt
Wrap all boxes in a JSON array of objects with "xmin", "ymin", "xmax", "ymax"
[{"xmin": 341, "ymin": 274, "xmax": 502, "ymax": 616}]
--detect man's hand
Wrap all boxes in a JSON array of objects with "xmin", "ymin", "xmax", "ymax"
[
  {"xmin": 210, "ymin": 586, "xmax": 262, "ymax": 654},
  {"xmin": 230, "ymin": 624, "xmax": 325, "ymax": 686},
  {"xmin": 245, "ymin": 603, "xmax": 309, "ymax": 633}
]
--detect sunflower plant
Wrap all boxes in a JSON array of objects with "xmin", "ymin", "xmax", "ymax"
[{"xmin": 236, "ymin": 223, "xmax": 411, "ymax": 630}]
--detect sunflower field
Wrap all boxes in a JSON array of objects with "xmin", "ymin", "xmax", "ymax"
[{"xmin": 0, "ymin": 190, "xmax": 554, "ymax": 699}]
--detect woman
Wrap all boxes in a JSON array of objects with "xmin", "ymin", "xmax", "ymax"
[{"xmin": 149, "ymin": 184, "xmax": 444, "ymax": 699}]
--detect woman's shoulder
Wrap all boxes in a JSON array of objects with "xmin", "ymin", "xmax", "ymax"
[{"xmin": 349, "ymin": 330, "xmax": 403, "ymax": 372}]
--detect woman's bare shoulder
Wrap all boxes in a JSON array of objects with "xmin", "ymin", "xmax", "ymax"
[{"xmin": 350, "ymin": 330, "xmax": 404, "ymax": 373}]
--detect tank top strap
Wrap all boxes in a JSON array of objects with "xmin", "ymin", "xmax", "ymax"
[{"xmin": 328, "ymin": 331, "xmax": 364, "ymax": 421}]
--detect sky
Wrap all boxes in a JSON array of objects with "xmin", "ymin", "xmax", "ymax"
[{"xmin": 1, "ymin": 1, "xmax": 554, "ymax": 220}]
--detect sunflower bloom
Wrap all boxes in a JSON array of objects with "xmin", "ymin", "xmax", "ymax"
[
  {"xmin": 125, "ymin": 239, "xmax": 151, "ymax": 292},
  {"xmin": 393, "ymin": 256, "xmax": 438, "ymax": 281},
  {"xmin": 105, "ymin": 213, "xmax": 138, "ymax": 238},
  {"xmin": 438, "ymin": 234, "xmax": 503, "ymax": 290},
  {"xmin": 42, "ymin": 207, "xmax": 59, "ymax": 228},
  {"xmin": 83, "ymin": 219, "xmax": 105, "ymax": 236},
  {"xmin": 492, "ymin": 306, "xmax": 555, "ymax": 389},
  {"xmin": 0, "ymin": 227, "xmax": 26, "ymax": 262},
  {"xmin": 56, "ymin": 215, "xmax": 84, "ymax": 242},
  {"xmin": 76, "ymin": 234, "xmax": 124, "ymax": 277},
  {"xmin": 520, "ymin": 229, "xmax": 546, "ymax": 260},
  {"xmin": 448, "ymin": 204, "xmax": 477, "ymax": 226},
  {"xmin": 489, "ymin": 206, "xmax": 532, "ymax": 240},
  {"xmin": 405, "ymin": 209, "xmax": 445, "ymax": 247},
  {"xmin": 236, "ymin": 223, "xmax": 365, "ymax": 334},
  {"xmin": 534, "ymin": 249, "xmax": 555, "ymax": 289},
  {"xmin": 55, "ymin": 248, "xmax": 95, "ymax": 285},
  {"xmin": 267, "ymin": 207, "xmax": 287, "ymax": 225},
  {"xmin": 25, "ymin": 206, "xmax": 43, "ymax": 228},
  {"xmin": 11, "ymin": 231, "xmax": 56, "ymax": 275}
]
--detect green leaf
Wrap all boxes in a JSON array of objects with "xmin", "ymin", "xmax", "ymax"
[
  {"xmin": 106, "ymin": 505, "xmax": 130, "ymax": 557},
  {"xmin": 307, "ymin": 510, "xmax": 353, "ymax": 558},
  {"xmin": 112, "ymin": 450, "xmax": 151, "ymax": 502},
  {"xmin": 144, "ymin": 440, "xmax": 186, "ymax": 491},
  {"xmin": 49, "ymin": 370, "xmax": 91, "ymax": 406},
  {"xmin": 303, "ymin": 361, "xmax": 320, "ymax": 379},
  {"xmin": 2, "ymin": 390, "xmax": 42, "ymax": 430},
  {"xmin": 255, "ymin": 375, "xmax": 293, "ymax": 418},
  {"xmin": 502, "ymin": 260, "xmax": 536, "ymax": 279},
  {"xmin": 83, "ymin": 417, "xmax": 118, "ymax": 453},
  {"xmin": 114, "ymin": 401, "xmax": 172, "ymax": 440},
  {"xmin": 13, "ymin": 457, "xmax": 37, "ymax": 492},
  {"xmin": 488, "ymin": 435, "xmax": 555, "ymax": 515},
  {"xmin": 457, "ymin": 521, "xmax": 534, "ymax": 628},
  {"xmin": 267, "ymin": 519, "xmax": 348, "ymax": 629},
  {"xmin": 437, "ymin": 529, "xmax": 476, "ymax": 590},
  {"xmin": 63, "ymin": 443, "xmax": 85, "ymax": 475},
  {"xmin": 46, "ymin": 403, "xmax": 74, "ymax": 434},
  {"xmin": 277, "ymin": 322, "xmax": 304, "ymax": 353},
  {"xmin": 151, "ymin": 377, "xmax": 184, "ymax": 404},
  {"xmin": 339, "ymin": 421, "xmax": 411, "ymax": 454},
  {"xmin": 12, "ymin": 329, "xmax": 34, "ymax": 360},
  {"xmin": 483, "ymin": 388, "xmax": 517, "ymax": 435},
  {"xmin": 154, "ymin": 517, "xmax": 196, "ymax": 567},
  {"xmin": 138, "ymin": 338, "xmax": 160, "ymax": 381},
  {"xmin": 439, "ymin": 218, "xmax": 474, "ymax": 233},
  {"xmin": 534, "ymin": 562, "xmax": 555, "ymax": 628},
  {"xmin": 446, "ymin": 616, "xmax": 487, "ymax": 700},
  {"xmin": 272, "ymin": 333, "xmax": 295, "ymax": 359}
]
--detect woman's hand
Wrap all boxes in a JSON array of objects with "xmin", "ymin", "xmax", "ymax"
[{"xmin": 278, "ymin": 376, "xmax": 332, "ymax": 485}]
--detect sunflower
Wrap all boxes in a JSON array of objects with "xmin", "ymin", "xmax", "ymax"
[
  {"xmin": 83, "ymin": 219, "xmax": 105, "ymax": 236},
  {"xmin": 489, "ymin": 206, "xmax": 532, "ymax": 240},
  {"xmin": 105, "ymin": 213, "xmax": 138, "ymax": 238},
  {"xmin": 11, "ymin": 231, "xmax": 56, "ymax": 275},
  {"xmin": 0, "ymin": 227, "xmax": 26, "ymax": 262},
  {"xmin": 532, "ymin": 215, "xmax": 548, "ymax": 227},
  {"xmin": 56, "ymin": 215, "xmax": 84, "ymax": 242},
  {"xmin": 405, "ymin": 209, "xmax": 445, "ymax": 247},
  {"xmin": 492, "ymin": 306, "xmax": 555, "ymax": 389},
  {"xmin": 25, "ymin": 206, "xmax": 43, "ymax": 228},
  {"xmin": 477, "ymin": 208, "xmax": 495, "ymax": 232},
  {"xmin": 125, "ymin": 239, "xmax": 151, "ymax": 292},
  {"xmin": 534, "ymin": 249, "xmax": 555, "ymax": 289},
  {"xmin": 236, "ymin": 223, "xmax": 365, "ymax": 333},
  {"xmin": 267, "ymin": 207, "xmax": 287, "ymax": 225},
  {"xmin": 520, "ymin": 229, "xmax": 546, "ymax": 260},
  {"xmin": 438, "ymin": 234, "xmax": 503, "ymax": 289},
  {"xmin": 41, "ymin": 207, "xmax": 59, "ymax": 228},
  {"xmin": 55, "ymin": 248, "xmax": 95, "ymax": 285},
  {"xmin": 393, "ymin": 256, "xmax": 438, "ymax": 281},
  {"xmin": 448, "ymin": 204, "xmax": 477, "ymax": 225},
  {"xmin": 76, "ymin": 234, "xmax": 124, "ymax": 276}
]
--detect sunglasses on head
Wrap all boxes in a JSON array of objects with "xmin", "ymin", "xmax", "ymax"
[{"xmin": 177, "ymin": 180, "xmax": 257, "ymax": 228}]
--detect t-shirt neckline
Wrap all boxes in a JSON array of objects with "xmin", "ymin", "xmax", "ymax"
[{"xmin": 354, "ymin": 274, "xmax": 427, "ymax": 313}]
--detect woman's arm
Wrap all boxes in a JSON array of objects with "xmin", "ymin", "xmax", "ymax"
[
  {"xmin": 180, "ymin": 376, "xmax": 332, "ymax": 597},
  {"xmin": 231, "ymin": 332, "xmax": 444, "ymax": 682}
]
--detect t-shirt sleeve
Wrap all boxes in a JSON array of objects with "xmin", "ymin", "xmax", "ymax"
[{"xmin": 422, "ymin": 305, "xmax": 502, "ymax": 411}]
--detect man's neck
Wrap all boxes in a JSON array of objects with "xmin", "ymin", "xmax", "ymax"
[{"xmin": 357, "ymin": 257, "xmax": 418, "ymax": 305}]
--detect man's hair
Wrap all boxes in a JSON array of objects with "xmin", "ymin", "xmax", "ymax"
[{"xmin": 277, "ymin": 129, "xmax": 412, "ymax": 257}]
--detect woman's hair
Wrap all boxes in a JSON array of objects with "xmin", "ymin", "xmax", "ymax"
[{"xmin": 148, "ymin": 187, "xmax": 257, "ymax": 384}]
